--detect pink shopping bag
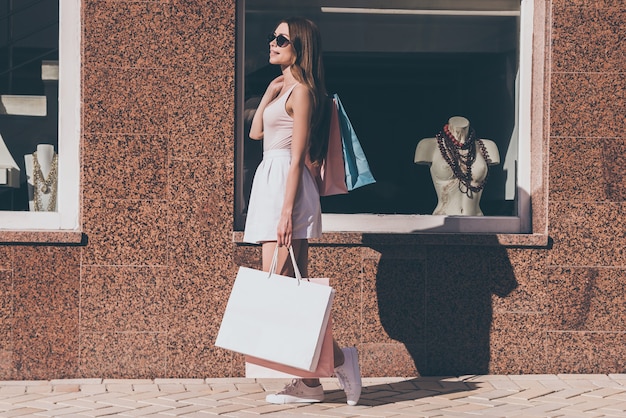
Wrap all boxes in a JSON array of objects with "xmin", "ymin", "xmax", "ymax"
[{"xmin": 307, "ymin": 99, "xmax": 348, "ymax": 196}]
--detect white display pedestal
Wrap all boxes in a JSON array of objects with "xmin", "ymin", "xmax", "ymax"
[{"xmin": 0, "ymin": 133, "xmax": 20, "ymax": 188}]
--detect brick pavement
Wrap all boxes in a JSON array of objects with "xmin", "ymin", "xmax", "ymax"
[{"xmin": 0, "ymin": 375, "xmax": 625, "ymax": 417}]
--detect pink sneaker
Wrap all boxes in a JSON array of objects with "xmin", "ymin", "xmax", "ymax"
[
  {"xmin": 265, "ymin": 379, "xmax": 324, "ymax": 404},
  {"xmin": 334, "ymin": 347, "xmax": 362, "ymax": 405}
]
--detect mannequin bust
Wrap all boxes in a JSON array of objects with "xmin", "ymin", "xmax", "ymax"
[
  {"xmin": 414, "ymin": 116, "xmax": 500, "ymax": 216},
  {"xmin": 24, "ymin": 144, "xmax": 58, "ymax": 211}
]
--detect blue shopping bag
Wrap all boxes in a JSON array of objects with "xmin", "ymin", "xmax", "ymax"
[{"xmin": 333, "ymin": 94, "xmax": 376, "ymax": 191}]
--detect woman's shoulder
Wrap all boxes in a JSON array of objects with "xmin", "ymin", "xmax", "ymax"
[
  {"xmin": 291, "ymin": 82, "xmax": 312, "ymax": 97},
  {"xmin": 288, "ymin": 83, "xmax": 314, "ymax": 107}
]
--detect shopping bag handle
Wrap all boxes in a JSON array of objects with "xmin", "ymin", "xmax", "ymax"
[{"xmin": 268, "ymin": 246, "xmax": 304, "ymax": 284}]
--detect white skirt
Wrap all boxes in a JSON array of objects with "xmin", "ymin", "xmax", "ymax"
[{"xmin": 243, "ymin": 149, "xmax": 322, "ymax": 244}]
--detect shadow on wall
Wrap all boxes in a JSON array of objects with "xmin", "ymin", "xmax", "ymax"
[{"xmin": 364, "ymin": 235, "xmax": 518, "ymax": 376}]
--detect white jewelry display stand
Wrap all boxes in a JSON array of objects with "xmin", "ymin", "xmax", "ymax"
[
  {"xmin": 0, "ymin": 132, "xmax": 20, "ymax": 188},
  {"xmin": 24, "ymin": 143, "xmax": 58, "ymax": 211}
]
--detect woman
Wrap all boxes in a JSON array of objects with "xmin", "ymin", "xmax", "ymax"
[{"xmin": 243, "ymin": 17, "xmax": 362, "ymax": 405}]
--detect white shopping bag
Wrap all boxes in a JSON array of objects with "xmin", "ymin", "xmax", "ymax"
[
  {"xmin": 245, "ymin": 277, "xmax": 335, "ymax": 378},
  {"xmin": 215, "ymin": 247, "xmax": 335, "ymax": 372}
]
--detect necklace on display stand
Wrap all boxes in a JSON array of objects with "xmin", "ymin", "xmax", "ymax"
[
  {"xmin": 436, "ymin": 124, "xmax": 493, "ymax": 196},
  {"xmin": 33, "ymin": 151, "xmax": 58, "ymax": 211}
]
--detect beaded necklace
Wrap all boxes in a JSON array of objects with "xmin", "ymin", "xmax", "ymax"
[
  {"xmin": 436, "ymin": 124, "xmax": 492, "ymax": 196},
  {"xmin": 33, "ymin": 151, "xmax": 58, "ymax": 211}
]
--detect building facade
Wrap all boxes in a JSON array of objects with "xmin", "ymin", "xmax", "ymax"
[{"xmin": 1, "ymin": 0, "xmax": 625, "ymax": 380}]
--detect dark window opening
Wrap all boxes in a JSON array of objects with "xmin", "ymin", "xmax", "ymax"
[{"xmin": 236, "ymin": 0, "xmax": 521, "ymax": 230}]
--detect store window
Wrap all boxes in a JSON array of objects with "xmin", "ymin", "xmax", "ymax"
[
  {"xmin": 235, "ymin": 0, "xmax": 534, "ymax": 234},
  {"xmin": 0, "ymin": 0, "xmax": 80, "ymax": 231}
]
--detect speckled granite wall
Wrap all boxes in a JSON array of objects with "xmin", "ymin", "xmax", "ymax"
[
  {"xmin": 0, "ymin": 0, "xmax": 625, "ymax": 380},
  {"xmin": 543, "ymin": 0, "xmax": 626, "ymax": 373}
]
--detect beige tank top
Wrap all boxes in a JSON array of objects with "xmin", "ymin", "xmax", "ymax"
[{"xmin": 262, "ymin": 84, "xmax": 297, "ymax": 152}]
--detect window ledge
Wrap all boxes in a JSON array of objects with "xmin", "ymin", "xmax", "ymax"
[
  {"xmin": 232, "ymin": 213, "xmax": 549, "ymax": 248},
  {"xmin": 0, "ymin": 230, "xmax": 84, "ymax": 245},
  {"xmin": 232, "ymin": 231, "xmax": 549, "ymax": 248}
]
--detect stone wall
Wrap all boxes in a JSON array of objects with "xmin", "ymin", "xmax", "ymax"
[{"xmin": 0, "ymin": 0, "xmax": 624, "ymax": 380}]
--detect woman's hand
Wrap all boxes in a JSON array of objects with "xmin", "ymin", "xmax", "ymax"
[
  {"xmin": 276, "ymin": 212, "xmax": 293, "ymax": 248},
  {"xmin": 250, "ymin": 75, "xmax": 285, "ymax": 140},
  {"xmin": 265, "ymin": 75, "xmax": 285, "ymax": 101}
]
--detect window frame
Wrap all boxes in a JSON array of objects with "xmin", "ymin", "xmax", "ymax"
[
  {"xmin": 0, "ymin": 0, "xmax": 81, "ymax": 234},
  {"xmin": 234, "ymin": 0, "xmax": 544, "ymax": 238},
  {"xmin": 322, "ymin": 0, "xmax": 534, "ymax": 234}
]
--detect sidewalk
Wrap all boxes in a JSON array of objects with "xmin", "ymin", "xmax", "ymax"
[{"xmin": 1, "ymin": 375, "xmax": 625, "ymax": 417}]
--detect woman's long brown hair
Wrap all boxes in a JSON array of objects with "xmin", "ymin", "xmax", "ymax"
[{"xmin": 281, "ymin": 17, "xmax": 330, "ymax": 166}]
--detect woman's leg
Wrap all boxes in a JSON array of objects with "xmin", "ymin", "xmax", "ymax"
[
  {"xmin": 292, "ymin": 243, "xmax": 347, "ymax": 386},
  {"xmin": 261, "ymin": 241, "xmax": 278, "ymax": 273},
  {"xmin": 262, "ymin": 241, "xmax": 360, "ymax": 404},
  {"xmin": 262, "ymin": 241, "xmax": 321, "ymax": 386},
  {"xmin": 261, "ymin": 240, "xmax": 306, "ymax": 276},
  {"xmin": 291, "ymin": 239, "xmax": 308, "ymax": 277},
  {"xmin": 292, "ymin": 241, "xmax": 345, "ymax": 368},
  {"xmin": 333, "ymin": 340, "xmax": 345, "ymax": 367},
  {"xmin": 285, "ymin": 241, "xmax": 322, "ymax": 387}
]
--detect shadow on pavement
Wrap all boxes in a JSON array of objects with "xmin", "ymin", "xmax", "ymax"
[{"xmin": 322, "ymin": 377, "xmax": 480, "ymax": 406}]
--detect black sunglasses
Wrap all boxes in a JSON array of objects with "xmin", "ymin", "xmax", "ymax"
[{"xmin": 267, "ymin": 33, "xmax": 291, "ymax": 48}]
